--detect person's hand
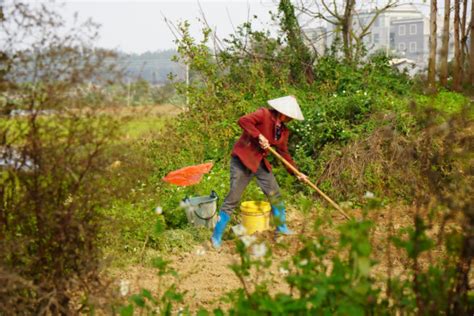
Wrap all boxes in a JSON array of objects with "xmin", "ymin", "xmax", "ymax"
[
  {"xmin": 296, "ymin": 173, "xmax": 308, "ymax": 182},
  {"xmin": 258, "ymin": 134, "xmax": 270, "ymax": 149}
]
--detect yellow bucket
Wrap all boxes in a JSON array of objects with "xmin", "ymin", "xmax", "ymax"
[{"xmin": 240, "ymin": 201, "xmax": 271, "ymax": 235}]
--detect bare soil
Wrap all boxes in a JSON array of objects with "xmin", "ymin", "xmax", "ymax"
[{"xmin": 109, "ymin": 204, "xmax": 444, "ymax": 313}]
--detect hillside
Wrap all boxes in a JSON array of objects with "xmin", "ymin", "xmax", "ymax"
[{"xmin": 119, "ymin": 49, "xmax": 184, "ymax": 84}]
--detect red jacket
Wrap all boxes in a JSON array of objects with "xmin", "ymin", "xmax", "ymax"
[{"xmin": 232, "ymin": 107, "xmax": 297, "ymax": 174}]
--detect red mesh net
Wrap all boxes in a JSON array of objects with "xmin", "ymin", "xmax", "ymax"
[{"xmin": 162, "ymin": 162, "xmax": 214, "ymax": 186}]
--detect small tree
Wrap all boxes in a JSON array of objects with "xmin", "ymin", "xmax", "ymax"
[
  {"xmin": 278, "ymin": 0, "xmax": 315, "ymax": 84},
  {"xmin": 460, "ymin": 0, "xmax": 469, "ymax": 84},
  {"xmin": 439, "ymin": 0, "xmax": 450, "ymax": 87},
  {"xmin": 428, "ymin": 0, "xmax": 438, "ymax": 92},
  {"xmin": 453, "ymin": 0, "xmax": 462, "ymax": 90},
  {"xmin": 296, "ymin": 0, "xmax": 399, "ymax": 63},
  {"xmin": 1, "ymin": 2, "xmax": 121, "ymax": 314},
  {"xmin": 470, "ymin": 0, "xmax": 474, "ymax": 85}
]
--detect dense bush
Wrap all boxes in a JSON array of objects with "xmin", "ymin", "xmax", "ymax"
[
  {"xmin": 0, "ymin": 2, "xmax": 123, "ymax": 313},
  {"xmin": 148, "ymin": 17, "xmax": 415, "ymax": 212}
]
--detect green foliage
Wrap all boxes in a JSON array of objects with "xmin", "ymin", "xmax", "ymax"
[
  {"xmin": 101, "ymin": 197, "xmax": 212, "ymax": 265},
  {"xmin": 278, "ymin": 0, "xmax": 314, "ymax": 85},
  {"xmin": 122, "ymin": 115, "xmax": 167, "ymax": 139},
  {"xmin": 221, "ymin": 207, "xmax": 382, "ymax": 315},
  {"xmin": 3, "ymin": 1, "xmax": 472, "ymax": 315},
  {"xmin": 156, "ymin": 226, "xmax": 211, "ymax": 252},
  {"xmin": 415, "ymin": 90, "xmax": 471, "ymax": 116},
  {"xmin": 150, "ymin": 14, "xmax": 416, "ymax": 208},
  {"xmin": 107, "ymin": 1, "xmax": 472, "ymax": 314},
  {"xmin": 1, "ymin": 2, "xmax": 124, "ymax": 313}
]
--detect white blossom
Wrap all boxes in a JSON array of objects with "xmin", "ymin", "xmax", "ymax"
[
  {"xmin": 240, "ymin": 235, "xmax": 257, "ymax": 247},
  {"xmin": 299, "ymin": 259, "xmax": 309, "ymax": 266},
  {"xmin": 251, "ymin": 243, "xmax": 267, "ymax": 258},
  {"xmin": 195, "ymin": 246, "xmax": 206, "ymax": 256},
  {"xmin": 155, "ymin": 206, "xmax": 163, "ymax": 215},
  {"xmin": 119, "ymin": 279, "xmax": 130, "ymax": 297},
  {"xmin": 231, "ymin": 224, "xmax": 247, "ymax": 237},
  {"xmin": 364, "ymin": 191, "xmax": 375, "ymax": 199},
  {"xmin": 279, "ymin": 267, "xmax": 289, "ymax": 276}
]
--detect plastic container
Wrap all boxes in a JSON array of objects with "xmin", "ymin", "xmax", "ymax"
[
  {"xmin": 182, "ymin": 191, "xmax": 218, "ymax": 229},
  {"xmin": 240, "ymin": 201, "xmax": 271, "ymax": 235}
]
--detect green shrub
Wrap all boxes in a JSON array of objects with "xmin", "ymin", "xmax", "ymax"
[
  {"xmin": 112, "ymin": 2, "xmax": 472, "ymax": 314},
  {"xmin": 415, "ymin": 90, "xmax": 469, "ymax": 115}
]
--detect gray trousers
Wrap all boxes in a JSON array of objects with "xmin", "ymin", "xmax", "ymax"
[{"xmin": 221, "ymin": 155, "xmax": 281, "ymax": 215}]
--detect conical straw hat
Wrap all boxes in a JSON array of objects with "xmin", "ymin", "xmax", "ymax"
[{"xmin": 267, "ymin": 95, "xmax": 304, "ymax": 120}]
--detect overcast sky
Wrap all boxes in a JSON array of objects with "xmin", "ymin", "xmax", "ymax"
[
  {"xmin": 58, "ymin": 0, "xmax": 279, "ymax": 53},
  {"xmin": 51, "ymin": 0, "xmax": 444, "ymax": 54}
]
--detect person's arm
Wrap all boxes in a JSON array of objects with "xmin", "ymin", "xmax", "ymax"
[{"xmin": 237, "ymin": 108, "xmax": 265, "ymax": 139}]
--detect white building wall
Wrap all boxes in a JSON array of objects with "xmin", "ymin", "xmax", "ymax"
[{"xmin": 319, "ymin": 3, "xmax": 459, "ymax": 73}]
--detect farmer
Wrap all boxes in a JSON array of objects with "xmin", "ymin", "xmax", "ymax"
[{"xmin": 211, "ymin": 95, "xmax": 307, "ymax": 248}]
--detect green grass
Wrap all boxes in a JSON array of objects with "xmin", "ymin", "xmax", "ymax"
[
  {"xmin": 121, "ymin": 116, "xmax": 167, "ymax": 140},
  {"xmin": 415, "ymin": 90, "xmax": 471, "ymax": 115},
  {"xmin": 99, "ymin": 198, "xmax": 212, "ymax": 267},
  {"xmin": 0, "ymin": 108, "xmax": 169, "ymax": 145},
  {"xmin": 99, "ymin": 109, "xmax": 214, "ymax": 267}
]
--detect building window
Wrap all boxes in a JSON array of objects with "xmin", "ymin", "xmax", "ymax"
[
  {"xmin": 374, "ymin": 18, "xmax": 379, "ymax": 27},
  {"xmin": 399, "ymin": 42, "xmax": 406, "ymax": 51},
  {"xmin": 410, "ymin": 24, "xmax": 417, "ymax": 35},
  {"xmin": 390, "ymin": 32, "xmax": 395, "ymax": 49},
  {"xmin": 409, "ymin": 41, "xmax": 417, "ymax": 52},
  {"xmin": 399, "ymin": 25, "xmax": 406, "ymax": 36},
  {"xmin": 374, "ymin": 33, "xmax": 380, "ymax": 44}
]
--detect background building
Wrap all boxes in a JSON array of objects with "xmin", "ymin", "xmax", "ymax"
[{"xmin": 319, "ymin": 3, "xmax": 453, "ymax": 71}]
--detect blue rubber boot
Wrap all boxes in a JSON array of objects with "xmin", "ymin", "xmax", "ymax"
[
  {"xmin": 211, "ymin": 211, "xmax": 231, "ymax": 249},
  {"xmin": 271, "ymin": 204, "xmax": 294, "ymax": 235}
]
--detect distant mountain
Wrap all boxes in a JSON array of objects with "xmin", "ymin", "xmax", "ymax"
[{"xmin": 117, "ymin": 49, "xmax": 185, "ymax": 84}]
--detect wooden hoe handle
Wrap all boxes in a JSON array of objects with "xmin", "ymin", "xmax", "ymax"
[{"xmin": 267, "ymin": 147, "xmax": 351, "ymax": 220}]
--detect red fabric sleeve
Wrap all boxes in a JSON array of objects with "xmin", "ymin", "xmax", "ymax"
[
  {"xmin": 276, "ymin": 131, "xmax": 297, "ymax": 175},
  {"xmin": 237, "ymin": 108, "xmax": 265, "ymax": 139}
]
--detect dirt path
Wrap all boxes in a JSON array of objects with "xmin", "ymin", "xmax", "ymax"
[
  {"xmin": 113, "ymin": 248, "xmax": 242, "ymax": 311},
  {"xmin": 112, "ymin": 209, "xmax": 306, "ymax": 312},
  {"xmin": 111, "ymin": 204, "xmax": 443, "ymax": 313},
  {"xmin": 113, "ymin": 241, "xmax": 298, "ymax": 312}
]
